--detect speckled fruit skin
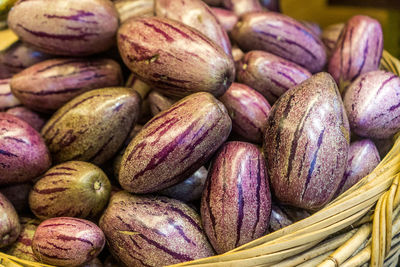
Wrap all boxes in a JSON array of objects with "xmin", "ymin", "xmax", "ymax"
[
  {"xmin": 32, "ymin": 217, "xmax": 105, "ymax": 267},
  {"xmin": 201, "ymin": 141, "xmax": 271, "ymax": 254},
  {"xmin": 0, "ymin": 113, "xmax": 51, "ymax": 185},
  {"xmin": 29, "ymin": 161, "xmax": 111, "ymax": 220},
  {"xmin": 264, "ymin": 72, "xmax": 350, "ymax": 210},
  {"xmin": 0, "ymin": 192, "xmax": 21, "ymax": 248},
  {"xmin": 10, "ymin": 58, "xmax": 123, "ymax": 113},
  {"xmin": 301, "ymin": 21, "xmax": 322, "ymax": 37},
  {"xmin": 222, "ymin": 0, "xmax": 262, "ymax": 16},
  {"xmin": 344, "ymin": 70, "xmax": 400, "ymax": 139},
  {"xmin": 5, "ymin": 107, "xmax": 46, "ymax": 132},
  {"xmin": 6, "ymin": 217, "xmax": 40, "ymax": 261},
  {"xmin": 115, "ymin": 0, "xmax": 154, "ymax": 23},
  {"xmin": 0, "ymin": 183, "xmax": 32, "ymax": 212},
  {"xmin": 155, "ymin": 0, "xmax": 231, "ymax": 55},
  {"xmin": 211, "ymin": 8, "xmax": 238, "ymax": 33},
  {"xmin": 328, "ymin": 15, "xmax": 383, "ymax": 87},
  {"xmin": 99, "ymin": 191, "xmax": 214, "ymax": 267},
  {"xmin": 148, "ymin": 90, "xmax": 175, "ymax": 116},
  {"xmin": 117, "ymin": 17, "xmax": 235, "ymax": 98},
  {"xmin": 232, "ymin": 12, "xmax": 327, "ymax": 73},
  {"xmin": 159, "ymin": 166, "xmax": 208, "ymax": 202},
  {"xmin": 334, "ymin": 139, "xmax": 380, "ymax": 197},
  {"xmin": 321, "ymin": 23, "xmax": 344, "ymax": 58},
  {"xmin": 0, "ymin": 42, "xmax": 51, "ymax": 79},
  {"xmin": 237, "ymin": 50, "xmax": 311, "ymax": 104},
  {"xmin": 41, "ymin": 87, "xmax": 141, "ymax": 165},
  {"xmin": 0, "ymin": 79, "xmax": 21, "ymax": 111},
  {"xmin": 219, "ymin": 82, "xmax": 271, "ymax": 143},
  {"xmin": 119, "ymin": 92, "xmax": 232, "ymax": 194},
  {"xmin": 7, "ymin": 0, "xmax": 119, "ymax": 56}
]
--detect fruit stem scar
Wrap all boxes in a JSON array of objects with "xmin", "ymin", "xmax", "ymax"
[{"xmin": 94, "ymin": 181, "xmax": 102, "ymax": 191}]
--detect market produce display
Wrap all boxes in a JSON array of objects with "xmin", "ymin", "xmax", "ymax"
[{"xmin": 1, "ymin": 0, "xmax": 400, "ymax": 266}]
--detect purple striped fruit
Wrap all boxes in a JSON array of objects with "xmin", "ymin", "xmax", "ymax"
[
  {"xmin": 130, "ymin": 79, "xmax": 153, "ymax": 124},
  {"xmin": 99, "ymin": 191, "xmax": 214, "ymax": 266},
  {"xmin": 6, "ymin": 217, "xmax": 40, "ymax": 261},
  {"xmin": 41, "ymin": 87, "xmax": 141, "ymax": 165},
  {"xmin": 334, "ymin": 139, "xmax": 380, "ymax": 197},
  {"xmin": 159, "ymin": 166, "xmax": 208, "ymax": 202},
  {"xmin": 5, "ymin": 107, "xmax": 46, "ymax": 132},
  {"xmin": 156, "ymin": 0, "xmax": 231, "ymax": 55},
  {"xmin": 148, "ymin": 90, "xmax": 175, "ymax": 116},
  {"xmin": 115, "ymin": 0, "xmax": 154, "ymax": 23},
  {"xmin": 0, "ymin": 113, "xmax": 51, "ymax": 185},
  {"xmin": 260, "ymin": 0, "xmax": 280, "ymax": 12},
  {"xmin": 264, "ymin": 72, "xmax": 350, "ymax": 210},
  {"xmin": 328, "ymin": 15, "xmax": 383, "ymax": 88},
  {"xmin": 201, "ymin": 141, "xmax": 271, "ymax": 253},
  {"xmin": 237, "ymin": 50, "xmax": 311, "ymax": 104},
  {"xmin": 10, "ymin": 58, "xmax": 123, "ymax": 113},
  {"xmin": 232, "ymin": 12, "xmax": 327, "ymax": 73},
  {"xmin": 0, "ymin": 183, "xmax": 32, "ymax": 212},
  {"xmin": 321, "ymin": 23, "xmax": 344, "ymax": 58},
  {"xmin": 117, "ymin": 17, "xmax": 235, "ymax": 98},
  {"xmin": 211, "ymin": 7, "xmax": 238, "ymax": 33},
  {"xmin": 0, "ymin": 79, "xmax": 21, "ymax": 111},
  {"xmin": 219, "ymin": 82, "xmax": 271, "ymax": 143},
  {"xmin": 0, "ymin": 192, "xmax": 21, "ymax": 248},
  {"xmin": 7, "ymin": 0, "xmax": 119, "ymax": 56},
  {"xmin": 222, "ymin": 0, "xmax": 262, "ymax": 16},
  {"xmin": 344, "ymin": 70, "xmax": 400, "ymax": 139},
  {"xmin": 32, "ymin": 217, "xmax": 105, "ymax": 266},
  {"xmin": 0, "ymin": 41, "xmax": 51, "ymax": 79},
  {"xmin": 29, "ymin": 161, "xmax": 111, "ymax": 220},
  {"xmin": 119, "ymin": 92, "xmax": 232, "ymax": 193}
]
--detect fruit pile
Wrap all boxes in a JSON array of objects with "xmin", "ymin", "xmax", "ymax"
[{"xmin": 0, "ymin": 0, "xmax": 398, "ymax": 266}]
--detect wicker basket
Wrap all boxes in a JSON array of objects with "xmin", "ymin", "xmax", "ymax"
[{"xmin": 1, "ymin": 36, "xmax": 400, "ymax": 266}]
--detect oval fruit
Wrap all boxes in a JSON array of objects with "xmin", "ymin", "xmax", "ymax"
[
  {"xmin": 32, "ymin": 217, "xmax": 105, "ymax": 267},
  {"xmin": 0, "ymin": 113, "xmax": 51, "ymax": 185},
  {"xmin": 237, "ymin": 50, "xmax": 311, "ymax": 104},
  {"xmin": 41, "ymin": 87, "xmax": 141, "ymax": 165},
  {"xmin": 0, "ymin": 192, "xmax": 20, "ymax": 248},
  {"xmin": 5, "ymin": 107, "xmax": 46, "ymax": 132},
  {"xmin": 99, "ymin": 191, "xmax": 214, "ymax": 266},
  {"xmin": 0, "ymin": 79, "xmax": 21, "ymax": 111},
  {"xmin": 11, "ymin": 58, "xmax": 123, "ymax": 113},
  {"xmin": 201, "ymin": 142, "xmax": 271, "ymax": 254},
  {"xmin": 232, "ymin": 12, "xmax": 326, "ymax": 73},
  {"xmin": 321, "ymin": 23, "xmax": 344, "ymax": 58},
  {"xmin": 328, "ymin": 15, "xmax": 383, "ymax": 87},
  {"xmin": 334, "ymin": 139, "xmax": 380, "ymax": 197},
  {"xmin": 201, "ymin": 141, "xmax": 271, "ymax": 253},
  {"xmin": 264, "ymin": 72, "xmax": 350, "ymax": 210},
  {"xmin": 343, "ymin": 70, "xmax": 400, "ymax": 139},
  {"xmin": 219, "ymin": 82, "xmax": 271, "ymax": 143},
  {"xmin": 159, "ymin": 166, "xmax": 208, "ymax": 202},
  {"xmin": 29, "ymin": 161, "xmax": 111, "ymax": 220},
  {"xmin": 118, "ymin": 17, "xmax": 235, "ymax": 98},
  {"xmin": 7, "ymin": 0, "xmax": 119, "ymax": 56},
  {"xmin": 119, "ymin": 92, "xmax": 232, "ymax": 193},
  {"xmin": 155, "ymin": 0, "xmax": 231, "ymax": 55}
]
